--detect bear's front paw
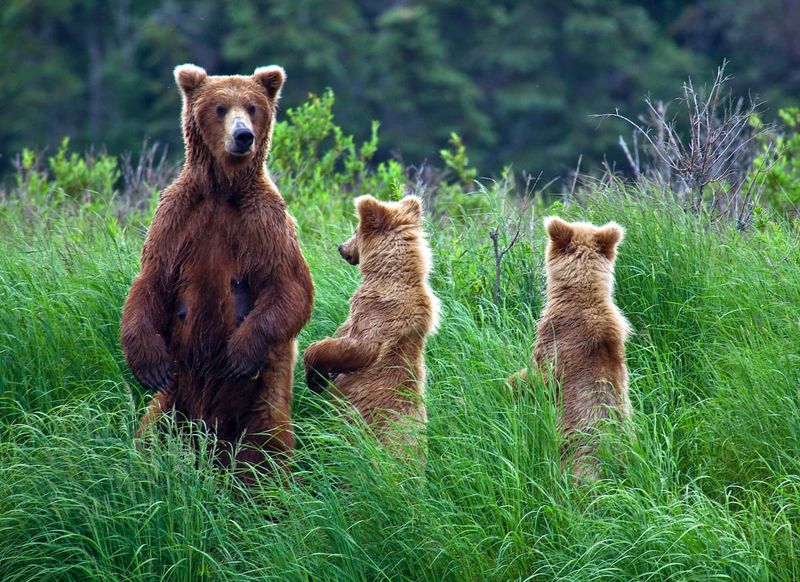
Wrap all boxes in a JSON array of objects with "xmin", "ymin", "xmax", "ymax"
[
  {"xmin": 122, "ymin": 329, "xmax": 173, "ymax": 391},
  {"xmin": 224, "ymin": 334, "xmax": 265, "ymax": 379},
  {"xmin": 132, "ymin": 354, "xmax": 173, "ymax": 391},
  {"xmin": 224, "ymin": 357, "xmax": 263, "ymax": 380}
]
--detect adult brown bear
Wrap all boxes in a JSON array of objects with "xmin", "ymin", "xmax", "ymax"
[{"xmin": 121, "ymin": 64, "xmax": 313, "ymax": 470}]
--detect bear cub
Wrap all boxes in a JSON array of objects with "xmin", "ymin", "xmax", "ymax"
[
  {"xmin": 528, "ymin": 217, "xmax": 632, "ymax": 479},
  {"xmin": 304, "ymin": 195, "xmax": 440, "ymax": 451}
]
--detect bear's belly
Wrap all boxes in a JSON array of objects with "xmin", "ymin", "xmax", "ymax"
[{"xmin": 170, "ymin": 258, "xmax": 253, "ymax": 370}]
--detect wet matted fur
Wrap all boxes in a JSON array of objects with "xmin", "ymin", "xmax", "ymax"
[{"xmin": 122, "ymin": 64, "xmax": 313, "ymax": 471}]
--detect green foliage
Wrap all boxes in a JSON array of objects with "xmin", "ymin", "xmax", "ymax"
[
  {"xmin": 271, "ymin": 101, "xmax": 495, "ymax": 223},
  {"xmin": 749, "ymin": 107, "xmax": 800, "ymax": 212},
  {"xmin": 14, "ymin": 138, "xmax": 119, "ymax": 207},
  {"xmin": 428, "ymin": 133, "xmax": 493, "ymax": 220},
  {"xmin": 3, "ymin": 100, "xmax": 800, "ymax": 580},
  {"xmin": 270, "ymin": 90, "xmax": 405, "ymax": 219},
  {"xmin": 439, "ymin": 133, "xmax": 478, "ymax": 188}
]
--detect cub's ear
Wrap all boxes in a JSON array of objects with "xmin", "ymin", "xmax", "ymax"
[
  {"xmin": 253, "ymin": 65, "xmax": 286, "ymax": 100},
  {"xmin": 544, "ymin": 216, "xmax": 574, "ymax": 252},
  {"xmin": 399, "ymin": 195, "xmax": 423, "ymax": 223},
  {"xmin": 595, "ymin": 222, "xmax": 624, "ymax": 259},
  {"xmin": 174, "ymin": 64, "xmax": 207, "ymax": 96},
  {"xmin": 355, "ymin": 195, "xmax": 390, "ymax": 233}
]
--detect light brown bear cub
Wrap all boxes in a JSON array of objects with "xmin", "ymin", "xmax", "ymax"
[
  {"xmin": 304, "ymin": 195, "xmax": 440, "ymax": 449},
  {"xmin": 525, "ymin": 217, "xmax": 632, "ymax": 479}
]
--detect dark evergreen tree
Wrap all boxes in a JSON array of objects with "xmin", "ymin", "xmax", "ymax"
[{"xmin": 0, "ymin": 0, "xmax": 795, "ymax": 181}]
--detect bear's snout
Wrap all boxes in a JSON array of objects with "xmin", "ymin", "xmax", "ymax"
[
  {"xmin": 338, "ymin": 244, "xmax": 358, "ymax": 265},
  {"xmin": 225, "ymin": 115, "xmax": 255, "ymax": 156},
  {"xmin": 233, "ymin": 127, "xmax": 254, "ymax": 151}
]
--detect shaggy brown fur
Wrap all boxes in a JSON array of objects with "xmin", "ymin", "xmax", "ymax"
[
  {"xmin": 121, "ymin": 64, "xmax": 313, "ymax": 469},
  {"xmin": 525, "ymin": 217, "xmax": 632, "ymax": 479},
  {"xmin": 303, "ymin": 195, "xmax": 440, "ymax": 449}
]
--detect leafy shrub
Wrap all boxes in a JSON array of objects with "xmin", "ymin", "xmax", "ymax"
[
  {"xmin": 439, "ymin": 132, "xmax": 477, "ymax": 188},
  {"xmin": 749, "ymin": 107, "xmax": 800, "ymax": 213},
  {"xmin": 427, "ymin": 132, "xmax": 495, "ymax": 220},
  {"xmin": 270, "ymin": 90, "xmax": 405, "ymax": 215},
  {"xmin": 14, "ymin": 137, "xmax": 119, "ymax": 206},
  {"xmin": 6, "ymin": 92, "xmax": 515, "ymax": 226},
  {"xmin": 269, "ymin": 94, "xmax": 516, "ymax": 224}
]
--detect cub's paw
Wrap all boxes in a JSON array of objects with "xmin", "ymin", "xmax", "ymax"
[
  {"xmin": 305, "ymin": 367, "xmax": 331, "ymax": 394},
  {"xmin": 505, "ymin": 368, "xmax": 528, "ymax": 392}
]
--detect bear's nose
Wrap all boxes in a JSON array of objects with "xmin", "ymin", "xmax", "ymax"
[{"xmin": 233, "ymin": 128, "xmax": 254, "ymax": 149}]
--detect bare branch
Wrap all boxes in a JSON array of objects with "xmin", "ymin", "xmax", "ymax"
[
  {"xmin": 601, "ymin": 63, "xmax": 773, "ymax": 222},
  {"xmin": 489, "ymin": 184, "xmax": 529, "ymax": 307},
  {"xmin": 618, "ymin": 137, "xmax": 638, "ymax": 178},
  {"xmin": 569, "ymin": 154, "xmax": 583, "ymax": 199}
]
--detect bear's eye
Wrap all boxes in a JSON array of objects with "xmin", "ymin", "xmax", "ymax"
[
  {"xmin": 216, "ymin": 105, "xmax": 227, "ymax": 118},
  {"xmin": 247, "ymin": 105, "xmax": 256, "ymax": 116}
]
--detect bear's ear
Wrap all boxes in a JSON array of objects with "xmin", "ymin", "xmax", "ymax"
[
  {"xmin": 355, "ymin": 195, "xmax": 390, "ymax": 233},
  {"xmin": 253, "ymin": 66, "xmax": 286, "ymax": 101},
  {"xmin": 595, "ymin": 222, "xmax": 624, "ymax": 260},
  {"xmin": 544, "ymin": 216, "xmax": 574, "ymax": 252},
  {"xmin": 399, "ymin": 195, "xmax": 423, "ymax": 224},
  {"xmin": 174, "ymin": 64, "xmax": 207, "ymax": 97}
]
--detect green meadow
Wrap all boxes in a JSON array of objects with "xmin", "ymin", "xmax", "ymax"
[{"xmin": 1, "ymin": 98, "xmax": 799, "ymax": 581}]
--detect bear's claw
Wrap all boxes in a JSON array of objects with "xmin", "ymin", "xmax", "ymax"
[
  {"xmin": 223, "ymin": 358, "xmax": 262, "ymax": 380},
  {"xmin": 136, "ymin": 361, "xmax": 173, "ymax": 391}
]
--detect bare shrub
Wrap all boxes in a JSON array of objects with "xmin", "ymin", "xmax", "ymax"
[
  {"xmin": 405, "ymin": 162, "xmax": 443, "ymax": 217},
  {"xmin": 488, "ymin": 172, "xmax": 541, "ymax": 307},
  {"xmin": 603, "ymin": 64, "xmax": 774, "ymax": 227},
  {"xmin": 118, "ymin": 141, "xmax": 179, "ymax": 215}
]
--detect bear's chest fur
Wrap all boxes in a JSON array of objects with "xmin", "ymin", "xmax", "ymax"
[{"xmin": 167, "ymin": 201, "xmax": 263, "ymax": 361}]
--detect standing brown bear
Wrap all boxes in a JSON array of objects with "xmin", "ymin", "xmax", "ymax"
[
  {"xmin": 303, "ymin": 195, "xmax": 440, "ymax": 451},
  {"xmin": 515, "ymin": 217, "xmax": 632, "ymax": 480},
  {"xmin": 121, "ymin": 64, "xmax": 313, "ymax": 469}
]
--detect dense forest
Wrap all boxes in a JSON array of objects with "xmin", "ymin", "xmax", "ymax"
[{"xmin": 1, "ymin": 0, "xmax": 799, "ymax": 182}]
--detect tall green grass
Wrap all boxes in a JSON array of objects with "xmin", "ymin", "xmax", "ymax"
[{"xmin": 1, "ymin": 188, "xmax": 799, "ymax": 580}]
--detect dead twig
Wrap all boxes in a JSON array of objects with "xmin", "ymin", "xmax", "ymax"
[
  {"xmin": 596, "ymin": 63, "xmax": 773, "ymax": 223},
  {"xmin": 489, "ymin": 175, "xmax": 536, "ymax": 307},
  {"xmin": 490, "ymin": 221, "xmax": 522, "ymax": 307},
  {"xmin": 119, "ymin": 140, "xmax": 178, "ymax": 215}
]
